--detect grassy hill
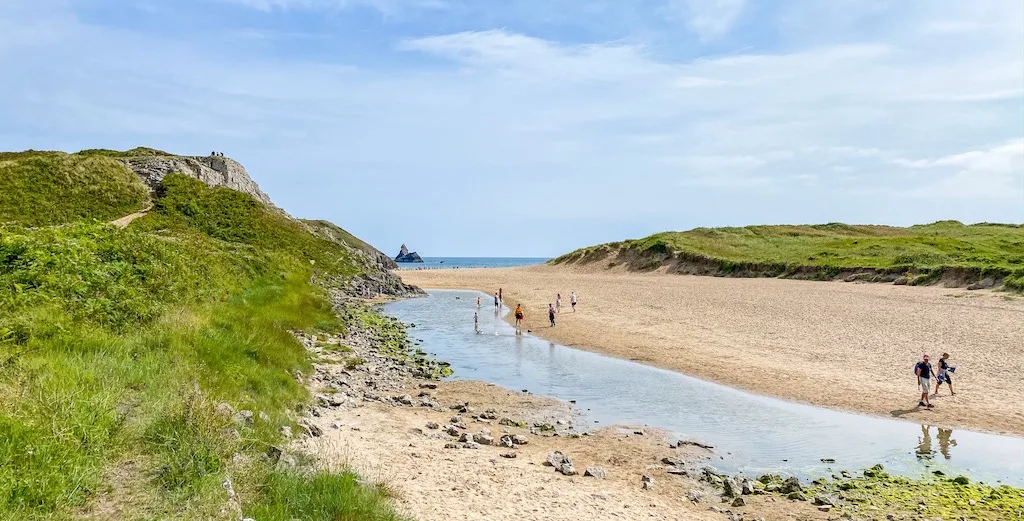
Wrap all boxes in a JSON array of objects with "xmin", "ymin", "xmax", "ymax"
[
  {"xmin": 0, "ymin": 149, "xmax": 408, "ymax": 520},
  {"xmin": 551, "ymin": 222, "xmax": 1024, "ymax": 290}
]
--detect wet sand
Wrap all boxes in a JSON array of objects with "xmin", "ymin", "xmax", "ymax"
[{"xmin": 399, "ymin": 265, "xmax": 1024, "ymax": 436}]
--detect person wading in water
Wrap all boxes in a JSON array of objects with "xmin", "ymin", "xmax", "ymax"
[{"xmin": 514, "ymin": 304, "xmax": 524, "ymax": 334}]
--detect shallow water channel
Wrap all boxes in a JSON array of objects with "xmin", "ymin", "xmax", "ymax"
[{"xmin": 384, "ymin": 289, "xmax": 1024, "ymax": 485}]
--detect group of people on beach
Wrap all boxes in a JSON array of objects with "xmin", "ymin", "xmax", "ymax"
[
  {"xmin": 914, "ymin": 353, "xmax": 956, "ymax": 408},
  {"xmin": 475, "ymin": 287, "xmax": 577, "ymax": 334}
]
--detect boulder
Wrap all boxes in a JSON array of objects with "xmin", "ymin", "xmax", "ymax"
[
  {"xmin": 558, "ymin": 462, "xmax": 578, "ymax": 476},
  {"xmin": 545, "ymin": 451, "xmax": 567, "ymax": 467},
  {"xmin": 780, "ymin": 476, "xmax": 803, "ymax": 494},
  {"xmin": 584, "ymin": 467, "xmax": 606, "ymax": 479}
]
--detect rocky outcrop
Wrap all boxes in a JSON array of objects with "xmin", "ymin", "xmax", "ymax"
[
  {"xmin": 121, "ymin": 154, "xmax": 275, "ymax": 207},
  {"xmin": 395, "ymin": 244, "xmax": 424, "ymax": 263}
]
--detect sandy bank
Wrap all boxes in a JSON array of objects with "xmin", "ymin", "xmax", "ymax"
[{"xmin": 398, "ymin": 265, "xmax": 1024, "ymax": 436}]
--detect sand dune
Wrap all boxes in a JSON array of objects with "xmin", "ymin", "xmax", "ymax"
[{"xmin": 399, "ymin": 265, "xmax": 1024, "ymax": 436}]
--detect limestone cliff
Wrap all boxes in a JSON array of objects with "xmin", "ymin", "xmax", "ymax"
[{"xmin": 121, "ymin": 154, "xmax": 275, "ymax": 207}]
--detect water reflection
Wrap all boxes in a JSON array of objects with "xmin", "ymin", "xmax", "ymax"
[{"xmin": 917, "ymin": 425, "xmax": 959, "ymax": 460}]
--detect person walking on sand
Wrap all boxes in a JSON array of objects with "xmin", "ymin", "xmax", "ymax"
[
  {"xmin": 934, "ymin": 352, "xmax": 955, "ymax": 396},
  {"xmin": 915, "ymin": 354, "xmax": 936, "ymax": 408},
  {"xmin": 556, "ymin": 294, "xmax": 562, "ymax": 313},
  {"xmin": 514, "ymin": 304, "xmax": 524, "ymax": 333},
  {"xmin": 570, "ymin": 292, "xmax": 578, "ymax": 312},
  {"xmin": 548, "ymin": 303, "xmax": 556, "ymax": 327}
]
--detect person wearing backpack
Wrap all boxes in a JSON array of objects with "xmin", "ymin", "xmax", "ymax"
[{"xmin": 914, "ymin": 354, "xmax": 936, "ymax": 408}]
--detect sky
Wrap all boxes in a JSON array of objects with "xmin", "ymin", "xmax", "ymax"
[{"xmin": 1, "ymin": 0, "xmax": 1022, "ymax": 257}]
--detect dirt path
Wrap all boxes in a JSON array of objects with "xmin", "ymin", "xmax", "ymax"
[
  {"xmin": 109, "ymin": 204, "xmax": 153, "ymax": 228},
  {"xmin": 398, "ymin": 265, "xmax": 1024, "ymax": 436}
]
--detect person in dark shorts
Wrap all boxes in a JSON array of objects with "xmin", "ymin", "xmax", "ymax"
[
  {"xmin": 934, "ymin": 352, "xmax": 955, "ymax": 396},
  {"xmin": 915, "ymin": 354, "xmax": 935, "ymax": 408},
  {"xmin": 570, "ymin": 292, "xmax": 577, "ymax": 312},
  {"xmin": 494, "ymin": 292, "xmax": 500, "ymax": 309},
  {"xmin": 548, "ymin": 303, "xmax": 556, "ymax": 327},
  {"xmin": 514, "ymin": 304, "xmax": 524, "ymax": 333}
]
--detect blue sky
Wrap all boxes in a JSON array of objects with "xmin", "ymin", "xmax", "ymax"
[{"xmin": 1, "ymin": 0, "xmax": 1022, "ymax": 256}]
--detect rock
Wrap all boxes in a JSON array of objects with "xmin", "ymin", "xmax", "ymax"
[
  {"xmin": 450, "ymin": 416, "xmax": 462, "ymax": 424},
  {"xmin": 817, "ymin": 505, "xmax": 832, "ymax": 512},
  {"xmin": 234, "ymin": 410, "xmax": 254, "ymax": 426},
  {"xmin": 445, "ymin": 425, "xmax": 460, "ymax": 436},
  {"xmin": 686, "ymin": 490, "xmax": 703, "ymax": 503},
  {"xmin": 500, "ymin": 452, "xmax": 518, "ymax": 459},
  {"xmin": 280, "ymin": 426, "xmax": 293, "ymax": 438},
  {"xmin": 893, "ymin": 276, "xmax": 909, "ymax": 286},
  {"xmin": 121, "ymin": 155, "xmax": 275, "ymax": 207},
  {"xmin": 458, "ymin": 433, "xmax": 472, "ymax": 443},
  {"xmin": 787, "ymin": 492, "xmax": 808, "ymax": 501},
  {"xmin": 444, "ymin": 443, "xmax": 461, "ymax": 449},
  {"xmin": 461, "ymin": 442, "xmax": 480, "ymax": 450},
  {"xmin": 511, "ymin": 434, "xmax": 529, "ymax": 445},
  {"xmin": 780, "ymin": 476, "xmax": 803, "ymax": 494},
  {"xmin": 479, "ymin": 409, "xmax": 499, "ymax": 420},
  {"xmin": 215, "ymin": 402, "xmax": 236, "ymax": 418},
  {"xmin": 732, "ymin": 497, "xmax": 746, "ymax": 507},
  {"xmin": 257, "ymin": 411, "xmax": 270, "ymax": 423},
  {"xmin": 820, "ymin": 458, "xmax": 836, "ymax": 463},
  {"xmin": 813, "ymin": 494, "xmax": 837, "ymax": 507},
  {"xmin": 545, "ymin": 451, "xmax": 567, "ymax": 467},
  {"xmin": 559, "ymin": 462, "xmax": 578, "ymax": 476},
  {"xmin": 301, "ymin": 421, "xmax": 323, "ymax": 438},
  {"xmin": 584, "ymin": 467, "xmax": 606, "ymax": 479},
  {"xmin": 641, "ymin": 475, "xmax": 655, "ymax": 490},
  {"xmin": 499, "ymin": 435, "xmax": 515, "ymax": 448},
  {"xmin": 667, "ymin": 466, "xmax": 689, "ymax": 476},
  {"xmin": 472, "ymin": 433, "xmax": 494, "ymax": 446},
  {"xmin": 419, "ymin": 383, "xmax": 438, "ymax": 389},
  {"xmin": 675, "ymin": 439, "xmax": 714, "ymax": 450},
  {"xmin": 723, "ymin": 477, "xmax": 741, "ymax": 498},
  {"xmin": 396, "ymin": 394, "xmax": 414, "ymax": 406},
  {"xmin": 426, "ymin": 422, "xmax": 440, "ymax": 430},
  {"xmin": 330, "ymin": 422, "xmax": 342, "ymax": 429},
  {"xmin": 395, "ymin": 244, "xmax": 424, "ymax": 263},
  {"xmin": 662, "ymin": 456, "xmax": 685, "ymax": 466},
  {"xmin": 741, "ymin": 479, "xmax": 755, "ymax": 495},
  {"xmin": 328, "ymin": 394, "xmax": 344, "ymax": 407}
]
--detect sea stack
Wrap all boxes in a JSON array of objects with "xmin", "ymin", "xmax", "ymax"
[{"xmin": 395, "ymin": 244, "xmax": 424, "ymax": 263}]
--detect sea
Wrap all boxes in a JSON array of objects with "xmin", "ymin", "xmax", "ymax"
[{"xmin": 395, "ymin": 257, "xmax": 548, "ymax": 270}]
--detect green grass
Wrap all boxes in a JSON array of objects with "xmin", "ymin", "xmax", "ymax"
[
  {"xmin": 0, "ymin": 165, "xmax": 405, "ymax": 519},
  {"xmin": 0, "ymin": 151, "xmax": 150, "ymax": 226},
  {"xmin": 552, "ymin": 221, "xmax": 1024, "ymax": 288}
]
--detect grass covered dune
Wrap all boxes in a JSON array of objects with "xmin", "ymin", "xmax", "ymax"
[
  {"xmin": 552, "ymin": 222, "xmax": 1024, "ymax": 290},
  {"xmin": 1, "ymin": 148, "xmax": 410, "ymax": 520}
]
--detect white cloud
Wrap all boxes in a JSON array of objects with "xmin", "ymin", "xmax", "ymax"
[
  {"xmin": 899, "ymin": 140, "xmax": 1024, "ymax": 199},
  {"xmin": 216, "ymin": 0, "xmax": 446, "ymax": 13},
  {"xmin": 665, "ymin": 0, "xmax": 746, "ymax": 41}
]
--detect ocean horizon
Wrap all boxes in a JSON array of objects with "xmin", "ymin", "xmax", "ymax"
[{"xmin": 395, "ymin": 257, "xmax": 548, "ymax": 270}]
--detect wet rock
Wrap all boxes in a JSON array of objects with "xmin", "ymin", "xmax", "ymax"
[
  {"xmin": 641, "ymin": 475, "xmax": 655, "ymax": 490},
  {"xmin": 780, "ymin": 476, "xmax": 803, "ymax": 494},
  {"xmin": 545, "ymin": 451, "xmax": 567, "ymax": 467},
  {"xmin": 426, "ymin": 422, "xmax": 440, "ymax": 430},
  {"xmin": 813, "ymin": 494, "xmax": 837, "ymax": 507},
  {"xmin": 732, "ymin": 497, "xmax": 746, "ymax": 507},
  {"xmin": 584, "ymin": 467, "xmax": 606, "ymax": 479}
]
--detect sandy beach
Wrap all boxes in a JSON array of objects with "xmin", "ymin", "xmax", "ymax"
[{"xmin": 399, "ymin": 265, "xmax": 1024, "ymax": 436}]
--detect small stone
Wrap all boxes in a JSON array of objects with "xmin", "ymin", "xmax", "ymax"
[
  {"xmin": 450, "ymin": 416, "xmax": 462, "ymax": 424},
  {"xmin": 968, "ymin": 499, "xmax": 976, "ymax": 506},
  {"xmin": 472, "ymin": 433, "xmax": 494, "ymax": 446},
  {"xmin": 559, "ymin": 462, "xmax": 578, "ymax": 476},
  {"xmin": 661, "ymin": 456, "xmax": 685, "ymax": 466},
  {"xmin": 280, "ymin": 426, "xmax": 293, "ymax": 438},
  {"xmin": 818, "ymin": 505, "xmax": 832, "ymax": 512},
  {"xmin": 686, "ymin": 490, "xmax": 703, "ymax": 502},
  {"xmin": 397, "ymin": 394, "xmax": 414, "ymax": 406},
  {"xmin": 445, "ymin": 425, "xmax": 460, "ymax": 436},
  {"xmin": 426, "ymin": 422, "xmax": 440, "ymax": 430},
  {"xmin": 499, "ymin": 435, "xmax": 515, "ymax": 448},
  {"xmin": 462, "ymin": 442, "xmax": 480, "ymax": 449},
  {"xmin": 512, "ymin": 434, "xmax": 529, "ymax": 445},
  {"xmin": 419, "ymin": 383, "xmax": 437, "ymax": 389},
  {"xmin": 545, "ymin": 451, "xmax": 567, "ymax": 467},
  {"xmin": 444, "ymin": 443, "xmax": 461, "ymax": 449},
  {"xmin": 234, "ymin": 410, "xmax": 254, "ymax": 426},
  {"xmin": 500, "ymin": 452, "xmax": 518, "ymax": 459},
  {"xmin": 787, "ymin": 492, "xmax": 807, "ymax": 501},
  {"xmin": 584, "ymin": 467, "xmax": 606, "ymax": 479},
  {"xmin": 641, "ymin": 475, "xmax": 655, "ymax": 490},
  {"xmin": 813, "ymin": 494, "xmax": 837, "ymax": 507},
  {"xmin": 732, "ymin": 497, "xmax": 746, "ymax": 507},
  {"xmin": 216, "ymin": 402, "xmax": 236, "ymax": 418}
]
